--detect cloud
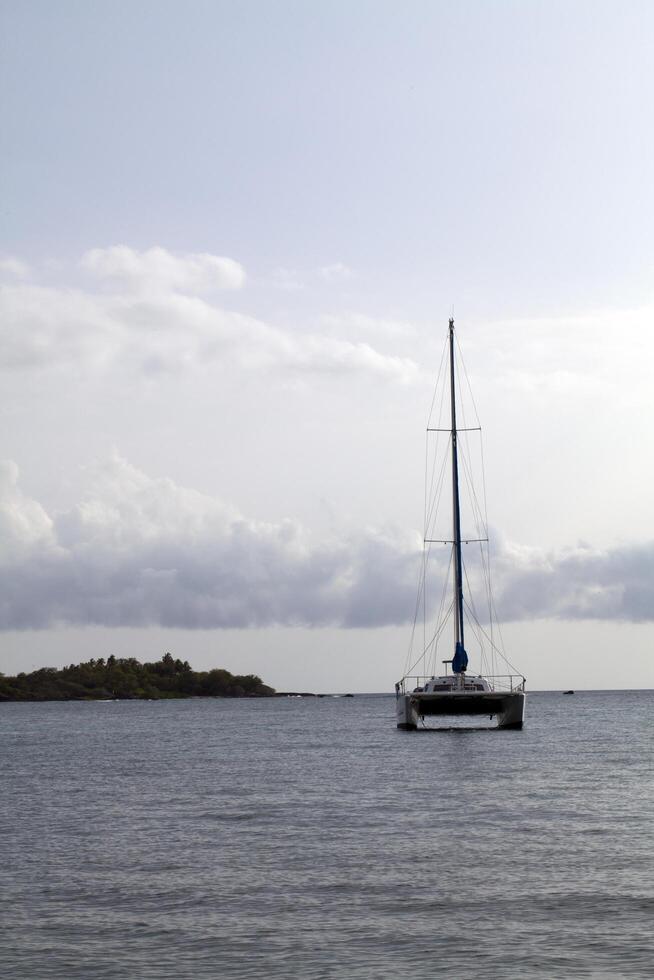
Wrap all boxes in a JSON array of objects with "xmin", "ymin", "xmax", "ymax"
[
  {"xmin": 493, "ymin": 541, "xmax": 654, "ymax": 624},
  {"xmin": 320, "ymin": 312, "xmax": 416, "ymax": 339},
  {"xmin": 0, "ymin": 257, "xmax": 30, "ymax": 280},
  {"xmin": 0, "ymin": 457, "xmax": 420, "ymax": 630},
  {"xmin": 0, "ymin": 284, "xmax": 118, "ymax": 370},
  {"xmin": 0, "ymin": 461, "xmax": 55, "ymax": 559},
  {"xmin": 269, "ymin": 267, "xmax": 305, "ymax": 291},
  {"xmin": 0, "ymin": 253, "xmax": 417, "ymax": 381},
  {"xmin": 1, "ymin": 457, "xmax": 654, "ymax": 632},
  {"xmin": 269, "ymin": 261, "xmax": 354, "ymax": 290},
  {"xmin": 81, "ymin": 245, "xmax": 246, "ymax": 292},
  {"xmin": 465, "ymin": 306, "xmax": 654, "ymax": 399},
  {"xmin": 318, "ymin": 262, "xmax": 353, "ymax": 283}
]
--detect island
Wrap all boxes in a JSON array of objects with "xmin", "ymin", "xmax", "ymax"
[{"xmin": 0, "ymin": 653, "xmax": 275, "ymax": 701}]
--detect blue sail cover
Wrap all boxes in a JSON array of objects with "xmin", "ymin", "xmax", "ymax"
[{"xmin": 452, "ymin": 641, "xmax": 468, "ymax": 674}]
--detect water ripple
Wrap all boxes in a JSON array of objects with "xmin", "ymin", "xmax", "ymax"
[{"xmin": 1, "ymin": 692, "xmax": 653, "ymax": 978}]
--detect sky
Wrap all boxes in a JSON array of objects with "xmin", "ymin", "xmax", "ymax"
[{"xmin": 1, "ymin": 0, "xmax": 653, "ymax": 691}]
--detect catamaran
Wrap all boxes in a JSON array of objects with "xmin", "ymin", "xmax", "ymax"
[{"xmin": 395, "ymin": 318, "xmax": 526, "ymax": 730}]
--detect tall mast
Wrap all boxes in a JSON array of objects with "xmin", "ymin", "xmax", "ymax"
[{"xmin": 449, "ymin": 318, "xmax": 466, "ymax": 661}]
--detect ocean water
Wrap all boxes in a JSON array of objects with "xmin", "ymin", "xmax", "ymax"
[{"xmin": 1, "ymin": 691, "xmax": 653, "ymax": 980}]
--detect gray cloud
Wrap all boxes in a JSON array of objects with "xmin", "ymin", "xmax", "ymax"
[
  {"xmin": 0, "ymin": 457, "xmax": 421, "ymax": 630},
  {"xmin": 1, "ymin": 458, "xmax": 653, "ymax": 631},
  {"xmin": 494, "ymin": 542, "xmax": 654, "ymax": 624}
]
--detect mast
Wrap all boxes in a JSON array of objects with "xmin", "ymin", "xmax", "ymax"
[{"xmin": 449, "ymin": 318, "xmax": 468, "ymax": 674}]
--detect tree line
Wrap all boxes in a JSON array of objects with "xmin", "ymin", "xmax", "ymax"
[{"xmin": 0, "ymin": 653, "xmax": 275, "ymax": 701}]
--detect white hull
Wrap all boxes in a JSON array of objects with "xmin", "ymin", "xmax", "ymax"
[{"xmin": 396, "ymin": 689, "xmax": 526, "ymax": 730}]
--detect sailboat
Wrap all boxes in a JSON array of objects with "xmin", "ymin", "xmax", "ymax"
[{"xmin": 395, "ymin": 318, "xmax": 526, "ymax": 731}]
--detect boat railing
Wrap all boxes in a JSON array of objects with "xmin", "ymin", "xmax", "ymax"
[{"xmin": 396, "ymin": 675, "xmax": 526, "ymax": 696}]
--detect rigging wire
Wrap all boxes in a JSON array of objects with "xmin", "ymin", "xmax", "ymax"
[
  {"xmin": 405, "ymin": 529, "xmax": 431, "ymax": 677},
  {"xmin": 426, "ymin": 334, "xmax": 450, "ymax": 430},
  {"xmin": 477, "ymin": 429, "xmax": 496, "ymax": 675},
  {"xmin": 402, "ymin": 321, "xmax": 519, "ymax": 687},
  {"xmin": 454, "ymin": 331, "xmax": 503, "ymax": 677},
  {"xmin": 417, "ymin": 331, "xmax": 449, "ymax": 674},
  {"xmin": 463, "ymin": 596, "xmax": 521, "ymax": 676},
  {"xmin": 461, "ymin": 558, "xmax": 487, "ymax": 671},
  {"xmin": 427, "ymin": 548, "xmax": 455, "ymax": 676},
  {"xmin": 425, "ymin": 438, "xmax": 450, "ymax": 545},
  {"xmin": 457, "ymin": 433, "xmax": 500, "ymax": 676},
  {"xmin": 405, "ymin": 542, "xmax": 454, "ymax": 680},
  {"xmin": 405, "ymin": 597, "xmax": 454, "ymax": 679}
]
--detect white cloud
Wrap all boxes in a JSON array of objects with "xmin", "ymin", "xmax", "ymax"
[
  {"xmin": 0, "ymin": 257, "xmax": 30, "ymax": 280},
  {"xmin": 81, "ymin": 245, "xmax": 246, "ymax": 292},
  {"xmin": 269, "ymin": 267, "xmax": 305, "ymax": 291},
  {"xmin": 0, "ymin": 253, "xmax": 418, "ymax": 382},
  {"xmin": 1, "ymin": 457, "xmax": 654, "ymax": 631},
  {"xmin": 269, "ymin": 261, "xmax": 354, "ymax": 290},
  {"xmin": 0, "ymin": 283, "xmax": 118, "ymax": 370},
  {"xmin": 320, "ymin": 312, "xmax": 416, "ymax": 339},
  {"xmin": 0, "ymin": 460, "xmax": 56, "ymax": 561},
  {"xmin": 318, "ymin": 262, "xmax": 353, "ymax": 283},
  {"xmin": 466, "ymin": 306, "xmax": 654, "ymax": 397}
]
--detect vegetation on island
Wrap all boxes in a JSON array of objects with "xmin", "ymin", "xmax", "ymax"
[{"xmin": 0, "ymin": 653, "xmax": 275, "ymax": 702}]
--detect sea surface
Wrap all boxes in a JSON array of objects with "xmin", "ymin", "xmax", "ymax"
[{"xmin": 1, "ymin": 691, "xmax": 653, "ymax": 979}]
